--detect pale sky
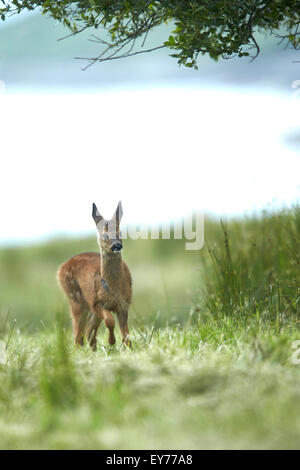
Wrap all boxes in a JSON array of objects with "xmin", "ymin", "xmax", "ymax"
[{"xmin": 0, "ymin": 84, "xmax": 299, "ymax": 245}]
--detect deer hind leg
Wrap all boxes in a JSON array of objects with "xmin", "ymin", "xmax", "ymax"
[
  {"xmin": 116, "ymin": 310, "xmax": 130, "ymax": 347},
  {"xmin": 69, "ymin": 300, "xmax": 88, "ymax": 347},
  {"xmin": 58, "ymin": 268, "xmax": 88, "ymax": 347},
  {"xmin": 85, "ymin": 312, "xmax": 102, "ymax": 351}
]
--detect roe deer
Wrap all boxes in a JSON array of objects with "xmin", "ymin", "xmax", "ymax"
[{"xmin": 57, "ymin": 201, "xmax": 132, "ymax": 349}]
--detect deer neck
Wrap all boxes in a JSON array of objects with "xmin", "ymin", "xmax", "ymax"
[{"xmin": 100, "ymin": 249, "xmax": 122, "ymax": 284}]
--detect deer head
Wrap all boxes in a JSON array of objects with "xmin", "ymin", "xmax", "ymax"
[{"xmin": 92, "ymin": 201, "xmax": 123, "ymax": 254}]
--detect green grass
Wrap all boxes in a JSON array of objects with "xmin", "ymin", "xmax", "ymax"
[
  {"xmin": 0, "ymin": 207, "xmax": 299, "ymax": 449},
  {"xmin": 1, "ymin": 316, "xmax": 300, "ymax": 449}
]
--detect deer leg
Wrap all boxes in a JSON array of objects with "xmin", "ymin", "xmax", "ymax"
[
  {"xmin": 70, "ymin": 301, "xmax": 88, "ymax": 347},
  {"xmin": 85, "ymin": 312, "xmax": 102, "ymax": 351},
  {"xmin": 116, "ymin": 310, "xmax": 130, "ymax": 347},
  {"xmin": 102, "ymin": 309, "xmax": 116, "ymax": 346}
]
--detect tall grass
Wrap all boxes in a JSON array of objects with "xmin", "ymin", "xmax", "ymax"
[
  {"xmin": 200, "ymin": 206, "xmax": 300, "ymax": 323},
  {"xmin": 39, "ymin": 313, "xmax": 78, "ymax": 409}
]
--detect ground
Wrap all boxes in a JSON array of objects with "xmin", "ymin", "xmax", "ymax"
[{"xmin": 0, "ymin": 315, "xmax": 300, "ymax": 449}]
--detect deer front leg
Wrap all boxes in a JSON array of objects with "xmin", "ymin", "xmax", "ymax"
[
  {"xmin": 102, "ymin": 309, "xmax": 116, "ymax": 346},
  {"xmin": 116, "ymin": 310, "xmax": 130, "ymax": 347}
]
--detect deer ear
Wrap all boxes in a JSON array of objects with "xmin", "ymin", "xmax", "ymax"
[
  {"xmin": 112, "ymin": 201, "xmax": 123, "ymax": 226},
  {"xmin": 92, "ymin": 203, "xmax": 104, "ymax": 225}
]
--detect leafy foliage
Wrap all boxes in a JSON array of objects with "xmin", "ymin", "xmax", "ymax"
[{"xmin": 1, "ymin": 1, "xmax": 300, "ymax": 68}]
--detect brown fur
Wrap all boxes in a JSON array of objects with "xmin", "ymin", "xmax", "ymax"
[{"xmin": 57, "ymin": 203, "xmax": 132, "ymax": 349}]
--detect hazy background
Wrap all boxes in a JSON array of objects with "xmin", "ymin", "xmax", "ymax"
[{"xmin": 0, "ymin": 10, "xmax": 299, "ymax": 246}]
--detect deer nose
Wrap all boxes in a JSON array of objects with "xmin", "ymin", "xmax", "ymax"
[{"xmin": 111, "ymin": 242, "xmax": 123, "ymax": 252}]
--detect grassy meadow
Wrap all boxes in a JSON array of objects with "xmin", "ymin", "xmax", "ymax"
[{"xmin": 0, "ymin": 207, "xmax": 300, "ymax": 449}]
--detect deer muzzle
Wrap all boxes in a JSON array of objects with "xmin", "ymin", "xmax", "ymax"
[{"xmin": 111, "ymin": 242, "xmax": 123, "ymax": 253}]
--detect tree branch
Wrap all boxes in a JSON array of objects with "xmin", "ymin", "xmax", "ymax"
[{"xmin": 75, "ymin": 44, "xmax": 166, "ymax": 71}]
